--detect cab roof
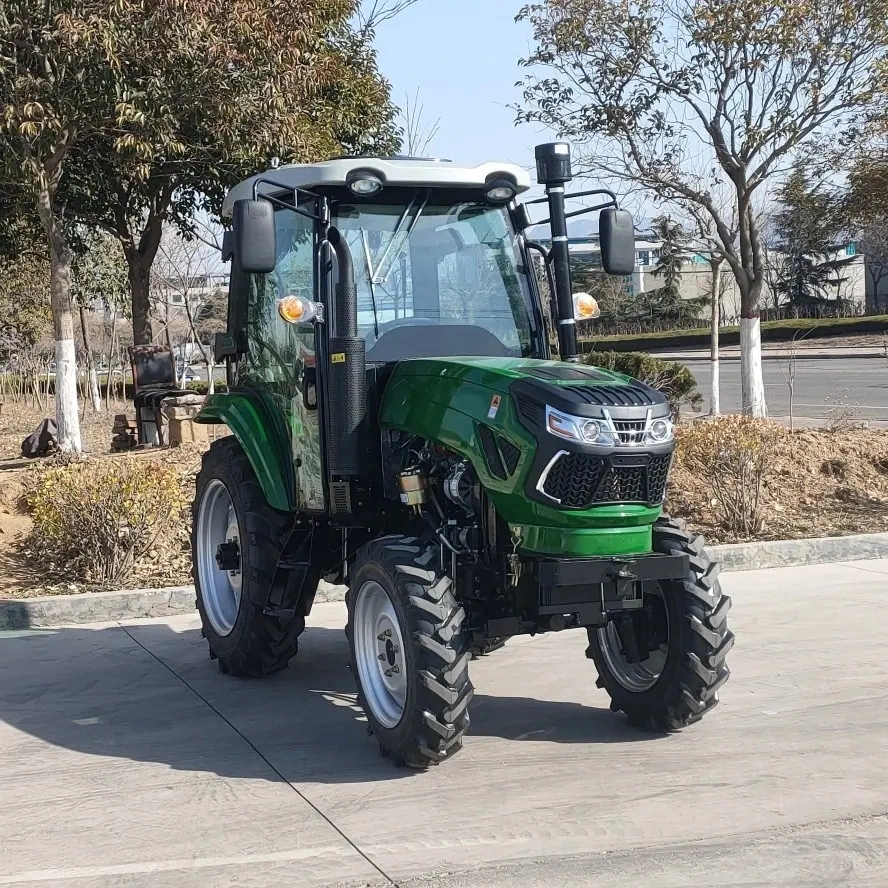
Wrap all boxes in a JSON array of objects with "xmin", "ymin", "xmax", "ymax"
[{"xmin": 221, "ymin": 156, "xmax": 532, "ymax": 217}]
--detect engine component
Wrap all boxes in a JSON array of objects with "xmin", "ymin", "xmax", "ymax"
[
  {"xmin": 444, "ymin": 461, "xmax": 476, "ymax": 514},
  {"xmin": 398, "ymin": 468, "xmax": 428, "ymax": 512}
]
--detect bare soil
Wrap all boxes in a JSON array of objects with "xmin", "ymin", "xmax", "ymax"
[{"xmin": 668, "ymin": 424, "xmax": 888, "ymax": 544}]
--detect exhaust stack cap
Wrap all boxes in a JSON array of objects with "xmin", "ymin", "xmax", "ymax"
[{"xmin": 535, "ymin": 142, "xmax": 573, "ymax": 186}]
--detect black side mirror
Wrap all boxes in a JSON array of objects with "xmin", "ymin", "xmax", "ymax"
[
  {"xmin": 599, "ymin": 208, "xmax": 635, "ymax": 276},
  {"xmin": 214, "ymin": 332, "xmax": 240, "ymax": 363},
  {"xmin": 221, "ymin": 230, "xmax": 234, "ymax": 263},
  {"xmin": 233, "ymin": 199, "xmax": 276, "ymax": 273},
  {"xmin": 510, "ymin": 203, "xmax": 532, "ymax": 232}
]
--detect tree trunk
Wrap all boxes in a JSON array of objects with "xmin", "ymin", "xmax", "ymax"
[
  {"xmin": 739, "ymin": 282, "xmax": 767, "ymax": 418},
  {"xmin": 128, "ymin": 262, "xmax": 154, "ymax": 345},
  {"xmin": 78, "ymin": 302, "xmax": 102, "ymax": 413},
  {"xmin": 36, "ymin": 186, "xmax": 82, "ymax": 453},
  {"xmin": 710, "ymin": 261, "xmax": 721, "ymax": 417},
  {"xmin": 105, "ymin": 311, "xmax": 118, "ymax": 407}
]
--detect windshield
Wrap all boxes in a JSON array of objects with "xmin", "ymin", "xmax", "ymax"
[{"xmin": 332, "ymin": 194, "xmax": 540, "ymax": 362}]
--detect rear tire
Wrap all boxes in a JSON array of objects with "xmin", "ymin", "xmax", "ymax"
[
  {"xmin": 346, "ymin": 535, "xmax": 473, "ymax": 767},
  {"xmin": 192, "ymin": 437, "xmax": 308, "ymax": 677},
  {"xmin": 586, "ymin": 516, "xmax": 733, "ymax": 731}
]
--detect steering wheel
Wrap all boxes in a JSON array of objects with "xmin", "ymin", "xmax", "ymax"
[{"xmin": 365, "ymin": 316, "xmax": 439, "ymax": 345}]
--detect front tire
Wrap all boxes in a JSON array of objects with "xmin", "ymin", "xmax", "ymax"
[
  {"xmin": 586, "ymin": 516, "xmax": 734, "ymax": 731},
  {"xmin": 192, "ymin": 437, "xmax": 308, "ymax": 677},
  {"xmin": 346, "ymin": 536, "xmax": 473, "ymax": 767}
]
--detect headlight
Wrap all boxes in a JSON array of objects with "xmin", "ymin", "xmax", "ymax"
[
  {"xmin": 545, "ymin": 406, "xmax": 616, "ymax": 445},
  {"xmin": 647, "ymin": 417, "xmax": 673, "ymax": 443},
  {"xmin": 544, "ymin": 405, "xmax": 674, "ymax": 447}
]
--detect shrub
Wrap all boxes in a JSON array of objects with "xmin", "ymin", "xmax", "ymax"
[
  {"xmin": 25, "ymin": 458, "xmax": 186, "ymax": 586},
  {"xmin": 582, "ymin": 350, "xmax": 702, "ymax": 415},
  {"xmin": 186, "ymin": 380, "xmax": 227, "ymax": 394},
  {"xmin": 675, "ymin": 416, "xmax": 785, "ymax": 538}
]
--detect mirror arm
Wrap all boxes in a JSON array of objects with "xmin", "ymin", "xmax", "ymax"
[{"xmin": 250, "ymin": 177, "xmax": 323, "ymax": 221}]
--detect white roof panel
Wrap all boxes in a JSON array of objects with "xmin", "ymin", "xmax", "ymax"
[{"xmin": 221, "ymin": 156, "xmax": 532, "ymax": 217}]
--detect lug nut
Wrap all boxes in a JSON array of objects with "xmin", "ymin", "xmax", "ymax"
[{"xmin": 378, "ymin": 653, "xmax": 386, "ymax": 661}]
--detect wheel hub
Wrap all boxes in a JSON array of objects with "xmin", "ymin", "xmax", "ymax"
[
  {"xmin": 354, "ymin": 581, "xmax": 407, "ymax": 729},
  {"xmin": 196, "ymin": 479, "xmax": 243, "ymax": 637},
  {"xmin": 598, "ymin": 587, "xmax": 669, "ymax": 693}
]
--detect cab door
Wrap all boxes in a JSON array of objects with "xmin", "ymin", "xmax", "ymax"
[{"xmin": 233, "ymin": 203, "xmax": 324, "ymax": 512}]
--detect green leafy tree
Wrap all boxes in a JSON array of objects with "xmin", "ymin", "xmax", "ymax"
[
  {"xmin": 58, "ymin": 0, "xmax": 399, "ymax": 346},
  {"xmin": 517, "ymin": 0, "xmax": 888, "ymax": 416},
  {"xmin": 1, "ymin": 4, "xmax": 399, "ymax": 451},
  {"xmin": 769, "ymin": 161, "xmax": 855, "ymax": 311},
  {"xmin": 647, "ymin": 216, "xmax": 708, "ymax": 324}
]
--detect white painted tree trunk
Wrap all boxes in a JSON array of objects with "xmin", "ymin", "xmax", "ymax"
[
  {"xmin": 87, "ymin": 368, "xmax": 102, "ymax": 413},
  {"xmin": 740, "ymin": 316, "xmax": 767, "ymax": 417},
  {"xmin": 710, "ymin": 262, "xmax": 721, "ymax": 416},
  {"xmin": 54, "ymin": 338, "xmax": 82, "ymax": 451},
  {"xmin": 37, "ymin": 186, "xmax": 83, "ymax": 453}
]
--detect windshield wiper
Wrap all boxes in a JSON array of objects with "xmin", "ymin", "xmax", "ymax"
[
  {"xmin": 371, "ymin": 191, "xmax": 429, "ymax": 284},
  {"xmin": 359, "ymin": 229, "xmax": 380, "ymax": 339}
]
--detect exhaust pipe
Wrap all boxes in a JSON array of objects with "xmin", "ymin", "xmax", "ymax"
[
  {"xmin": 325, "ymin": 227, "xmax": 366, "ymax": 477},
  {"xmin": 535, "ymin": 142, "xmax": 579, "ymax": 363}
]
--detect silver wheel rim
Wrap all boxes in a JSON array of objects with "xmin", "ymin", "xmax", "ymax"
[
  {"xmin": 353, "ymin": 580, "xmax": 407, "ymax": 729},
  {"xmin": 196, "ymin": 479, "xmax": 242, "ymax": 637},
  {"xmin": 597, "ymin": 588, "xmax": 669, "ymax": 693}
]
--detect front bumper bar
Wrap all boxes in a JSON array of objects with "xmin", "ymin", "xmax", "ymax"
[{"xmin": 536, "ymin": 552, "xmax": 688, "ymax": 626}]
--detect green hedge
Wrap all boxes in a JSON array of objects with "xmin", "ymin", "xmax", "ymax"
[
  {"xmin": 583, "ymin": 351, "xmax": 701, "ymax": 414},
  {"xmin": 582, "ymin": 314, "xmax": 888, "ymax": 353}
]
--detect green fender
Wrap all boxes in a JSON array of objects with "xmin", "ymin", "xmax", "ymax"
[{"xmin": 195, "ymin": 391, "xmax": 294, "ymax": 512}]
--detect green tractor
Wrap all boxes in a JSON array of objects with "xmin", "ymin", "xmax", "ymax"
[{"xmin": 192, "ymin": 142, "xmax": 733, "ymax": 767}]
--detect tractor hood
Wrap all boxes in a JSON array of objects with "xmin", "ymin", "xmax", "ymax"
[{"xmin": 379, "ymin": 357, "xmax": 674, "ymax": 556}]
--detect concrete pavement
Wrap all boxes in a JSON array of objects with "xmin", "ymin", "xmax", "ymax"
[{"xmin": 2, "ymin": 559, "xmax": 888, "ymax": 887}]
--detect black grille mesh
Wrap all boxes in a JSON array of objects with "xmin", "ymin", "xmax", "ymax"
[
  {"xmin": 498, "ymin": 437, "xmax": 521, "ymax": 475},
  {"xmin": 543, "ymin": 453, "xmax": 672, "ymax": 508},
  {"xmin": 477, "ymin": 424, "xmax": 506, "ymax": 480}
]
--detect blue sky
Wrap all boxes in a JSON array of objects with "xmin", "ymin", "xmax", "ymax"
[{"xmin": 372, "ymin": 0, "xmax": 556, "ymax": 176}]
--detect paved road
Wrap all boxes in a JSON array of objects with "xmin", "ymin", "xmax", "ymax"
[
  {"xmin": 684, "ymin": 356, "xmax": 888, "ymax": 424},
  {"xmin": 3, "ymin": 560, "xmax": 888, "ymax": 887}
]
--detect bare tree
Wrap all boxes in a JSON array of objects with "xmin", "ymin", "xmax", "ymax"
[
  {"xmin": 355, "ymin": 0, "xmax": 422, "ymax": 37},
  {"xmin": 400, "ymin": 89, "xmax": 441, "ymax": 157},
  {"xmin": 858, "ymin": 220, "xmax": 888, "ymax": 312},
  {"xmin": 517, "ymin": 0, "xmax": 888, "ymax": 416},
  {"xmin": 153, "ymin": 227, "xmax": 225, "ymax": 393}
]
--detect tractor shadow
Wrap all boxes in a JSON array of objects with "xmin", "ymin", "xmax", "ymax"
[{"xmin": 0, "ymin": 617, "xmax": 655, "ymax": 788}]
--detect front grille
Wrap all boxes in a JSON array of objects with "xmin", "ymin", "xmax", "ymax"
[
  {"xmin": 542, "ymin": 453, "xmax": 672, "ymax": 508},
  {"xmin": 612, "ymin": 419, "xmax": 647, "ymax": 445}
]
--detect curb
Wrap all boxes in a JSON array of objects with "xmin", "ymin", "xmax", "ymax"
[
  {"xmin": 708, "ymin": 531, "xmax": 888, "ymax": 572},
  {"xmin": 3, "ymin": 533, "xmax": 888, "ymax": 629},
  {"xmin": 650, "ymin": 349, "xmax": 884, "ymax": 362},
  {"xmin": 0, "ymin": 580, "xmax": 346, "ymax": 631}
]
